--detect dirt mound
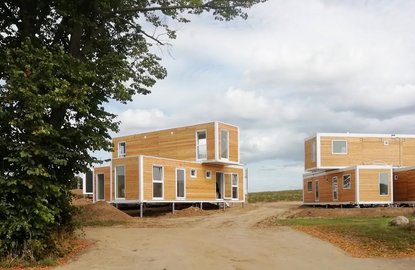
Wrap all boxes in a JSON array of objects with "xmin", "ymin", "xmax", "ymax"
[
  {"xmin": 75, "ymin": 201, "xmax": 134, "ymax": 223},
  {"xmin": 289, "ymin": 207, "xmax": 415, "ymax": 219},
  {"xmin": 72, "ymin": 197, "xmax": 92, "ymax": 206},
  {"xmin": 171, "ymin": 206, "xmax": 212, "ymax": 217},
  {"xmin": 71, "ymin": 189, "xmax": 84, "ymax": 198}
]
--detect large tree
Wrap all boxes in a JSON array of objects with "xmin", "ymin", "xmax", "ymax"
[{"xmin": 0, "ymin": 0, "xmax": 265, "ymax": 260}]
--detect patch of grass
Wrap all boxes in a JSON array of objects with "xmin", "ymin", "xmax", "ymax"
[
  {"xmin": 278, "ymin": 216, "xmax": 415, "ymax": 256},
  {"xmin": 248, "ymin": 190, "xmax": 302, "ymax": 203},
  {"xmin": 81, "ymin": 220, "xmax": 129, "ymax": 227}
]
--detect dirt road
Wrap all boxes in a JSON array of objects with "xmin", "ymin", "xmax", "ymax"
[{"xmin": 57, "ymin": 202, "xmax": 415, "ymax": 270}]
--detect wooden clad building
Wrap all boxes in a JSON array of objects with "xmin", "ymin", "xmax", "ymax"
[
  {"xmin": 92, "ymin": 122, "xmax": 245, "ymax": 214},
  {"xmin": 303, "ymin": 165, "xmax": 393, "ymax": 205},
  {"xmin": 304, "ymin": 133, "xmax": 415, "ymax": 171}
]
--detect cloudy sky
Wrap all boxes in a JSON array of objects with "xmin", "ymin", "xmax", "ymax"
[{"xmin": 103, "ymin": 0, "xmax": 415, "ymax": 192}]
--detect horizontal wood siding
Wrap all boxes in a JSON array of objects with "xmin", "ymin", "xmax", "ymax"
[
  {"xmin": 359, "ymin": 168, "xmax": 392, "ymax": 202},
  {"xmin": 112, "ymin": 123, "xmax": 216, "ymax": 161},
  {"xmin": 304, "ymin": 137, "xmax": 317, "ymax": 170},
  {"xmin": 393, "ymin": 169, "xmax": 415, "ymax": 202},
  {"xmin": 303, "ymin": 169, "xmax": 356, "ymax": 203},
  {"xmin": 94, "ymin": 166, "xmax": 110, "ymax": 202},
  {"xmin": 112, "ymin": 157, "xmax": 139, "ymax": 201},
  {"xmin": 320, "ymin": 136, "xmax": 401, "ymax": 167},
  {"xmin": 218, "ymin": 123, "xmax": 239, "ymax": 163},
  {"xmin": 401, "ymin": 138, "xmax": 415, "ymax": 166},
  {"xmin": 142, "ymin": 157, "xmax": 244, "ymax": 201}
]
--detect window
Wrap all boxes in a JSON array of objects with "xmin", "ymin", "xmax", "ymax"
[
  {"xmin": 96, "ymin": 174, "xmax": 105, "ymax": 200},
  {"xmin": 205, "ymin": 170, "xmax": 212, "ymax": 179},
  {"xmin": 332, "ymin": 140, "xmax": 347, "ymax": 154},
  {"xmin": 176, "ymin": 168, "xmax": 185, "ymax": 199},
  {"xmin": 342, "ymin": 174, "xmax": 351, "ymax": 189},
  {"xmin": 118, "ymin": 142, "xmax": 126, "ymax": 157},
  {"xmin": 196, "ymin": 130, "xmax": 207, "ymax": 160},
  {"xmin": 115, "ymin": 166, "xmax": 125, "ymax": 199},
  {"xmin": 232, "ymin": 174, "xmax": 238, "ymax": 199},
  {"xmin": 307, "ymin": 181, "xmax": 312, "ymax": 192},
  {"xmin": 379, "ymin": 172, "xmax": 389, "ymax": 195},
  {"xmin": 220, "ymin": 129, "xmax": 229, "ymax": 159},
  {"xmin": 332, "ymin": 177, "xmax": 338, "ymax": 201},
  {"xmin": 190, "ymin": 169, "xmax": 197, "ymax": 178},
  {"xmin": 153, "ymin": 165, "xmax": 163, "ymax": 199},
  {"xmin": 312, "ymin": 141, "xmax": 316, "ymax": 162}
]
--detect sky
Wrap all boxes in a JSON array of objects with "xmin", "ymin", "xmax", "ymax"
[{"xmin": 101, "ymin": 0, "xmax": 415, "ymax": 192}]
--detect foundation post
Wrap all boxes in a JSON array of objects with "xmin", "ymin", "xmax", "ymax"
[
  {"xmin": 200, "ymin": 202, "xmax": 203, "ymax": 210},
  {"xmin": 140, "ymin": 203, "xmax": 143, "ymax": 218},
  {"xmin": 172, "ymin": 202, "xmax": 175, "ymax": 215}
]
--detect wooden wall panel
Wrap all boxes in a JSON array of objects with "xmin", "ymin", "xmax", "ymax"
[
  {"xmin": 320, "ymin": 136, "xmax": 401, "ymax": 167},
  {"xmin": 218, "ymin": 123, "xmax": 239, "ymax": 163},
  {"xmin": 142, "ymin": 157, "xmax": 244, "ymax": 201},
  {"xmin": 93, "ymin": 166, "xmax": 110, "ymax": 202},
  {"xmin": 112, "ymin": 123, "xmax": 216, "ymax": 162},
  {"xmin": 112, "ymin": 157, "xmax": 139, "ymax": 201},
  {"xmin": 304, "ymin": 137, "xmax": 317, "ymax": 170},
  {"xmin": 394, "ymin": 169, "xmax": 415, "ymax": 202},
  {"xmin": 401, "ymin": 139, "xmax": 415, "ymax": 166},
  {"xmin": 359, "ymin": 168, "xmax": 392, "ymax": 202}
]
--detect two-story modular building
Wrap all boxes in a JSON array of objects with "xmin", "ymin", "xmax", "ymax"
[
  {"xmin": 303, "ymin": 133, "xmax": 415, "ymax": 206},
  {"xmin": 92, "ymin": 122, "xmax": 245, "ymax": 216}
]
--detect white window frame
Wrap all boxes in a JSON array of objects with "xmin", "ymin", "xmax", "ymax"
[
  {"xmin": 176, "ymin": 168, "xmax": 186, "ymax": 200},
  {"xmin": 307, "ymin": 180, "xmax": 313, "ymax": 192},
  {"xmin": 118, "ymin": 141, "xmax": 126, "ymax": 157},
  {"xmin": 332, "ymin": 140, "xmax": 347, "ymax": 155},
  {"xmin": 379, "ymin": 172, "xmax": 389, "ymax": 196},
  {"xmin": 342, "ymin": 174, "xmax": 351, "ymax": 189},
  {"xmin": 196, "ymin": 130, "xmax": 207, "ymax": 161},
  {"xmin": 190, "ymin": 168, "xmax": 197, "ymax": 178},
  {"xmin": 231, "ymin": 174, "xmax": 238, "ymax": 200},
  {"xmin": 115, "ymin": 165, "xmax": 125, "ymax": 199},
  {"xmin": 152, "ymin": 165, "xmax": 164, "ymax": 199},
  {"xmin": 205, "ymin": 170, "xmax": 212, "ymax": 179},
  {"xmin": 332, "ymin": 176, "xmax": 338, "ymax": 201},
  {"xmin": 220, "ymin": 129, "xmax": 229, "ymax": 160},
  {"xmin": 96, "ymin": 173, "xmax": 105, "ymax": 201}
]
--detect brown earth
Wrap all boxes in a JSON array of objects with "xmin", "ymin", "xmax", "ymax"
[{"xmin": 55, "ymin": 202, "xmax": 415, "ymax": 270}]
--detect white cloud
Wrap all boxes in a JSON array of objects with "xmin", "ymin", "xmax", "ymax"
[{"xmin": 106, "ymin": 0, "xmax": 415, "ymax": 191}]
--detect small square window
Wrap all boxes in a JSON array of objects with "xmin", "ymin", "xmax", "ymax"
[
  {"xmin": 307, "ymin": 181, "xmax": 312, "ymax": 192},
  {"xmin": 190, "ymin": 169, "xmax": 197, "ymax": 178},
  {"xmin": 343, "ymin": 174, "xmax": 351, "ymax": 189},
  {"xmin": 394, "ymin": 175, "xmax": 398, "ymax": 181},
  {"xmin": 118, "ymin": 142, "xmax": 126, "ymax": 157},
  {"xmin": 205, "ymin": 170, "xmax": 212, "ymax": 179},
  {"xmin": 332, "ymin": 140, "xmax": 347, "ymax": 154}
]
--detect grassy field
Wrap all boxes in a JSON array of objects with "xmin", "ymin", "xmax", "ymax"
[
  {"xmin": 278, "ymin": 216, "xmax": 415, "ymax": 257},
  {"xmin": 248, "ymin": 189, "xmax": 302, "ymax": 203}
]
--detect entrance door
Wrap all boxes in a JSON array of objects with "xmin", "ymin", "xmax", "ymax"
[
  {"xmin": 176, "ymin": 168, "xmax": 185, "ymax": 199},
  {"xmin": 332, "ymin": 177, "xmax": 338, "ymax": 201},
  {"xmin": 315, "ymin": 180, "xmax": 319, "ymax": 202},
  {"xmin": 96, "ymin": 173, "xmax": 105, "ymax": 201},
  {"xmin": 216, "ymin": 172, "xmax": 224, "ymax": 199},
  {"xmin": 224, "ymin": 173, "xmax": 232, "ymax": 199}
]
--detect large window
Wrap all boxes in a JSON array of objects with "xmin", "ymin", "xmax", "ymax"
[
  {"xmin": 332, "ymin": 140, "xmax": 347, "ymax": 154},
  {"xmin": 232, "ymin": 174, "xmax": 238, "ymax": 199},
  {"xmin": 153, "ymin": 165, "xmax": 163, "ymax": 199},
  {"xmin": 220, "ymin": 129, "xmax": 229, "ymax": 159},
  {"xmin": 196, "ymin": 130, "xmax": 207, "ymax": 160},
  {"xmin": 176, "ymin": 168, "xmax": 185, "ymax": 199},
  {"xmin": 343, "ymin": 174, "xmax": 351, "ymax": 189},
  {"xmin": 332, "ymin": 177, "xmax": 338, "ymax": 201},
  {"xmin": 118, "ymin": 142, "xmax": 126, "ymax": 157},
  {"xmin": 96, "ymin": 174, "xmax": 105, "ymax": 200},
  {"xmin": 115, "ymin": 166, "xmax": 125, "ymax": 199},
  {"xmin": 379, "ymin": 172, "xmax": 389, "ymax": 195}
]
